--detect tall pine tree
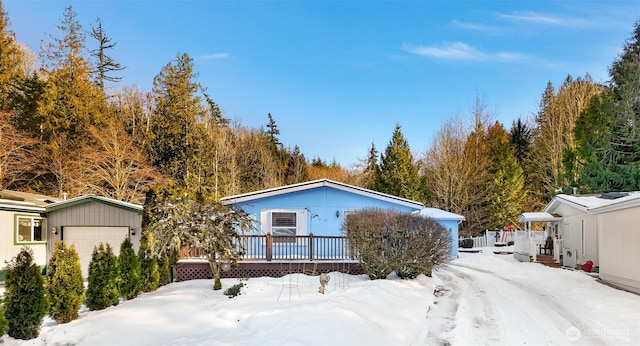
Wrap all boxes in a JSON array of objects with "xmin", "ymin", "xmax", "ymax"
[
  {"xmin": 574, "ymin": 21, "xmax": 640, "ymax": 191},
  {"xmin": 375, "ymin": 123, "xmax": 426, "ymax": 203}
]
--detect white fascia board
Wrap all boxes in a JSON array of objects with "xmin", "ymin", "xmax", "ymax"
[
  {"xmin": 220, "ymin": 179, "xmax": 424, "ymax": 209},
  {"xmin": 0, "ymin": 203, "xmax": 45, "ymax": 213}
]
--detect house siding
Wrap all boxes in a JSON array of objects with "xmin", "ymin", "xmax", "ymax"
[
  {"xmin": 596, "ymin": 207, "xmax": 640, "ymax": 294},
  {"xmin": 547, "ymin": 203, "xmax": 598, "ymax": 266},
  {"xmin": 0, "ymin": 209, "xmax": 47, "ymax": 276},
  {"xmin": 234, "ymin": 185, "xmax": 421, "ymax": 237}
]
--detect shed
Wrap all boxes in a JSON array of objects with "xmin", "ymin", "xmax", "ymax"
[{"xmin": 45, "ymin": 195, "xmax": 143, "ymax": 277}]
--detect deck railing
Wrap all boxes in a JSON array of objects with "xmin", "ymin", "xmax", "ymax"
[{"xmin": 179, "ymin": 233, "xmax": 356, "ymax": 261}]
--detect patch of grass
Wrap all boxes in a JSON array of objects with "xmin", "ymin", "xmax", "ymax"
[{"xmin": 224, "ymin": 283, "xmax": 244, "ymax": 299}]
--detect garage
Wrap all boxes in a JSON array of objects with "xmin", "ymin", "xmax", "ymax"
[
  {"xmin": 44, "ymin": 195, "xmax": 143, "ymax": 279},
  {"xmin": 62, "ymin": 226, "xmax": 130, "ymax": 277}
]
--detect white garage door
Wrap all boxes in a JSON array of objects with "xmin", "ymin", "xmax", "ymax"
[{"xmin": 63, "ymin": 226, "xmax": 130, "ymax": 278}]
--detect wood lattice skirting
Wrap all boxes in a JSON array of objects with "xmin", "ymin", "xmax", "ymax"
[{"xmin": 176, "ymin": 261, "xmax": 364, "ymax": 281}]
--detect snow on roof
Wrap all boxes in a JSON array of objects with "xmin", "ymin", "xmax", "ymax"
[
  {"xmin": 413, "ymin": 207, "xmax": 465, "ymax": 221},
  {"xmin": 545, "ymin": 191, "xmax": 640, "ymax": 214},
  {"xmin": 519, "ymin": 212, "xmax": 562, "ymax": 223},
  {"xmin": 220, "ymin": 179, "xmax": 424, "ymax": 209}
]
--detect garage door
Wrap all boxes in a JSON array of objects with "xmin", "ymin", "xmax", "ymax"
[{"xmin": 63, "ymin": 226, "xmax": 130, "ymax": 278}]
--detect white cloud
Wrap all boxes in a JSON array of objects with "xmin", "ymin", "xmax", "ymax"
[
  {"xmin": 197, "ymin": 53, "xmax": 231, "ymax": 60},
  {"xmin": 403, "ymin": 42, "xmax": 485, "ymax": 61},
  {"xmin": 450, "ymin": 19, "xmax": 500, "ymax": 34},
  {"xmin": 498, "ymin": 12, "xmax": 588, "ymax": 26},
  {"xmin": 402, "ymin": 42, "xmax": 529, "ymax": 63}
]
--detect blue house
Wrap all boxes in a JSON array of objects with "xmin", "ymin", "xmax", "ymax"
[
  {"xmin": 177, "ymin": 179, "xmax": 465, "ymax": 280},
  {"xmin": 220, "ymin": 179, "xmax": 463, "ymax": 259}
]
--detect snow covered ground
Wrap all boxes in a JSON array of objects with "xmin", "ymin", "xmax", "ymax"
[{"xmin": 2, "ymin": 247, "xmax": 639, "ymax": 346}]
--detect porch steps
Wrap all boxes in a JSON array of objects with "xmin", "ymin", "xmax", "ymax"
[{"xmin": 533, "ymin": 254, "xmax": 561, "ymax": 268}]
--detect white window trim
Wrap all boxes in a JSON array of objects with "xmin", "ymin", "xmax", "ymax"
[
  {"xmin": 14, "ymin": 213, "xmax": 46, "ymax": 245},
  {"xmin": 260, "ymin": 209, "xmax": 308, "ymax": 238}
]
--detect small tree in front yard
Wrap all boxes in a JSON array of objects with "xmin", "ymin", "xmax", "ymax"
[
  {"xmin": 145, "ymin": 197, "xmax": 254, "ymax": 290},
  {"xmin": 343, "ymin": 209, "xmax": 451, "ymax": 279},
  {"xmin": 0, "ymin": 302, "xmax": 8, "ymax": 338},
  {"xmin": 46, "ymin": 241, "xmax": 84, "ymax": 323},
  {"xmin": 157, "ymin": 249, "xmax": 171, "ymax": 286},
  {"xmin": 118, "ymin": 238, "xmax": 141, "ymax": 300},
  {"xmin": 3, "ymin": 248, "xmax": 48, "ymax": 340},
  {"xmin": 139, "ymin": 232, "xmax": 159, "ymax": 292},
  {"xmin": 85, "ymin": 243, "xmax": 120, "ymax": 310}
]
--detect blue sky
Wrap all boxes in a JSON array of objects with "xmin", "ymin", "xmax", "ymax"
[{"xmin": 4, "ymin": 0, "xmax": 639, "ymax": 167}]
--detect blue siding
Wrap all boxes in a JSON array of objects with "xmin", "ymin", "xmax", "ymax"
[
  {"xmin": 234, "ymin": 186, "xmax": 420, "ymax": 237},
  {"xmin": 437, "ymin": 220, "xmax": 459, "ymax": 258}
]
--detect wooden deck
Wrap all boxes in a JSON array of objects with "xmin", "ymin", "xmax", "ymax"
[{"xmin": 177, "ymin": 234, "xmax": 363, "ymax": 281}]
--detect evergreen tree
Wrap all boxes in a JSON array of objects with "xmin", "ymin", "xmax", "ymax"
[
  {"xmin": 147, "ymin": 53, "xmax": 207, "ymax": 186},
  {"xmin": 375, "ymin": 123, "xmax": 426, "ymax": 202},
  {"xmin": 89, "ymin": 17, "xmax": 124, "ymax": 92},
  {"xmin": 85, "ymin": 243, "xmax": 120, "ymax": 310},
  {"xmin": 138, "ymin": 232, "xmax": 159, "ymax": 292},
  {"xmin": 46, "ymin": 241, "xmax": 84, "ymax": 323},
  {"xmin": 509, "ymin": 118, "xmax": 532, "ymax": 168},
  {"xmin": 37, "ymin": 5, "xmax": 106, "ymax": 142},
  {"xmin": 157, "ymin": 249, "xmax": 171, "ymax": 287},
  {"xmin": 3, "ymin": 248, "xmax": 48, "ymax": 340},
  {"xmin": 0, "ymin": 0, "xmax": 25, "ymax": 111},
  {"xmin": 118, "ymin": 238, "xmax": 141, "ymax": 300},
  {"xmin": 574, "ymin": 21, "xmax": 640, "ymax": 191},
  {"xmin": 284, "ymin": 145, "xmax": 307, "ymax": 184},
  {"xmin": 265, "ymin": 113, "xmax": 282, "ymax": 151},
  {"xmin": 0, "ymin": 302, "xmax": 7, "ymax": 338},
  {"xmin": 486, "ymin": 122, "xmax": 526, "ymax": 229}
]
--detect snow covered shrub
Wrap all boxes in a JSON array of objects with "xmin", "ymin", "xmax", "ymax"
[
  {"xmin": 86, "ymin": 243, "xmax": 120, "ymax": 310},
  {"xmin": 3, "ymin": 248, "xmax": 48, "ymax": 340},
  {"xmin": 343, "ymin": 209, "xmax": 451, "ymax": 279},
  {"xmin": 391, "ymin": 213, "xmax": 451, "ymax": 278},
  {"xmin": 138, "ymin": 233, "xmax": 159, "ymax": 292},
  {"xmin": 46, "ymin": 241, "xmax": 84, "ymax": 323},
  {"xmin": 118, "ymin": 238, "xmax": 141, "ymax": 300},
  {"xmin": 343, "ymin": 209, "xmax": 394, "ymax": 279}
]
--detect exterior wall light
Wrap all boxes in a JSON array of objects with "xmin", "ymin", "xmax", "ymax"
[{"xmin": 336, "ymin": 210, "xmax": 340, "ymax": 218}]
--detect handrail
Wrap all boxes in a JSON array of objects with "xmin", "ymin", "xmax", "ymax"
[{"xmin": 179, "ymin": 233, "xmax": 355, "ymax": 261}]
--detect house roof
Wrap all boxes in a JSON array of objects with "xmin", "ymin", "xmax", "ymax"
[
  {"xmin": 413, "ymin": 207, "xmax": 465, "ymax": 221},
  {"xmin": 0, "ymin": 189, "xmax": 61, "ymax": 212},
  {"xmin": 544, "ymin": 192, "xmax": 640, "ymax": 214},
  {"xmin": 220, "ymin": 179, "xmax": 425, "ymax": 209},
  {"xmin": 519, "ymin": 212, "xmax": 562, "ymax": 223},
  {"xmin": 45, "ymin": 195, "xmax": 143, "ymax": 213}
]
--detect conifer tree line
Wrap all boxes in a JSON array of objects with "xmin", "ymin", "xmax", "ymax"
[{"xmin": 0, "ymin": 3, "xmax": 638, "ymax": 235}]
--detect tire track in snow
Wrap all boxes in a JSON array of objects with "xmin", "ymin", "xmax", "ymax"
[
  {"xmin": 426, "ymin": 266, "xmax": 501, "ymax": 345},
  {"xmin": 446, "ymin": 262, "xmax": 608, "ymax": 346}
]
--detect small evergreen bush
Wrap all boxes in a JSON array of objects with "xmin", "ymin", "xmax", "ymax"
[
  {"xmin": 118, "ymin": 238, "xmax": 141, "ymax": 300},
  {"xmin": 46, "ymin": 241, "xmax": 84, "ymax": 323},
  {"xmin": 0, "ymin": 301, "xmax": 9, "ymax": 338},
  {"xmin": 157, "ymin": 249, "xmax": 171, "ymax": 287},
  {"xmin": 138, "ymin": 233, "xmax": 159, "ymax": 292},
  {"xmin": 85, "ymin": 243, "xmax": 120, "ymax": 310},
  {"xmin": 4, "ymin": 248, "xmax": 48, "ymax": 340},
  {"xmin": 224, "ymin": 283, "xmax": 244, "ymax": 298}
]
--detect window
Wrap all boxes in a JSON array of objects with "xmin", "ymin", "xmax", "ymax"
[
  {"xmin": 15, "ymin": 215, "xmax": 44, "ymax": 243},
  {"xmin": 272, "ymin": 212, "xmax": 297, "ymax": 240}
]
